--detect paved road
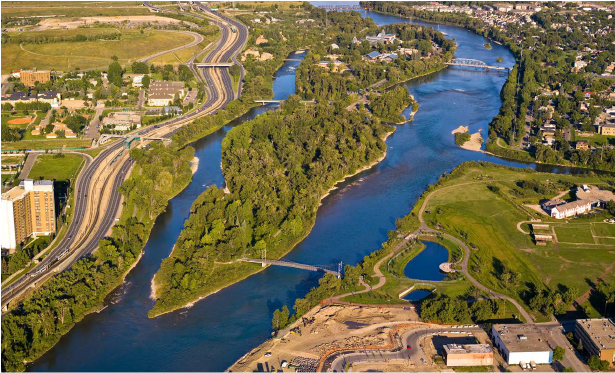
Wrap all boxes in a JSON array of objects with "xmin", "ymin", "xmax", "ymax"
[
  {"xmin": 1, "ymin": 4, "xmax": 248, "ymax": 311},
  {"xmin": 137, "ymin": 89, "xmax": 145, "ymax": 109},
  {"xmin": 85, "ymin": 105, "xmax": 105, "ymax": 140},
  {"xmin": 18, "ymin": 152, "xmax": 39, "ymax": 180},
  {"xmin": 136, "ymin": 30, "xmax": 204, "ymax": 63}
]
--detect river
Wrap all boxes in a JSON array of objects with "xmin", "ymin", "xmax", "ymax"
[{"xmin": 30, "ymin": 7, "xmax": 587, "ymax": 372}]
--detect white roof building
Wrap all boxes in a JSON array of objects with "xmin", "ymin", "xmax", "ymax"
[{"xmin": 492, "ymin": 324, "xmax": 553, "ymax": 365}]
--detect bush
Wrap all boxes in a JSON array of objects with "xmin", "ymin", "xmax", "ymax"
[{"xmin": 455, "ymin": 132, "xmax": 471, "ymax": 146}]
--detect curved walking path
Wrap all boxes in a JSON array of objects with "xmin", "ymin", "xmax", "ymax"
[{"xmin": 331, "ymin": 179, "xmax": 535, "ymax": 323}]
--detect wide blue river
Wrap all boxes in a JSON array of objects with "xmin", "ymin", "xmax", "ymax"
[{"xmin": 30, "ymin": 6, "xmax": 586, "ymax": 372}]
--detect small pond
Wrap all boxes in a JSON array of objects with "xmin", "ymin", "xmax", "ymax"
[
  {"xmin": 403, "ymin": 241, "xmax": 449, "ymax": 281},
  {"xmin": 403, "ymin": 289, "xmax": 432, "ymax": 302}
]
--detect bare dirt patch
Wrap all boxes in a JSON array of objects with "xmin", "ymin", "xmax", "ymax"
[
  {"xmin": 36, "ymin": 16, "xmax": 181, "ymax": 30},
  {"xmin": 8, "ymin": 118, "xmax": 31, "ymax": 125}
]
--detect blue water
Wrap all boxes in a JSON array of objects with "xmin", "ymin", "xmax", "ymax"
[
  {"xmin": 30, "ymin": 8, "xmax": 590, "ymax": 372},
  {"xmin": 403, "ymin": 242, "xmax": 448, "ymax": 281},
  {"xmin": 403, "ymin": 290, "xmax": 432, "ymax": 302}
]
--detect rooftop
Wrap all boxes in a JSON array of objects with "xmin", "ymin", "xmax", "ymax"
[
  {"xmin": 493, "ymin": 324, "xmax": 551, "ymax": 353},
  {"xmin": 576, "ymin": 318, "xmax": 615, "ymax": 350},
  {"xmin": 444, "ymin": 344, "xmax": 492, "ymax": 355}
]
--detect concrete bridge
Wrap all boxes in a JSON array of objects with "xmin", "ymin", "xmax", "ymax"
[
  {"xmin": 446, "ymin": 58, "xmax": 510, "ymax": 71},
  {"xmin": 241, "ymin": 258, "xmax": 342, "ymax": 278},
  {"xmin": 98, "ymin": 134, "xmax": 171, "ymax": 148},
  {"xmin": 254, "ymin": 99, "xmax": 316, "ymax": 105}
]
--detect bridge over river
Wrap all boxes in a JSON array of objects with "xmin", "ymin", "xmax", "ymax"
[
  {"xmin": 446, "ymin": 58, "xmax": 510, "ymax": 71},
  {"xmin": 240, "ymin": 258, "xmax": 342, "ymax": 278}
]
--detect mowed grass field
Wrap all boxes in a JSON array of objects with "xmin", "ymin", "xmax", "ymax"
[
  {"xmin": 0, "ymin": 4, "xmax": 152, "ymax": 19},
  {"xmin": 1, "ymin": 29, "xmax": 194, "ymax": 73},
  {"xmin": 421, "ymin": 164, "xmax": 615, "ymax": 320},
  {"xmin": 28, "ymin": 154, "xmax": 84, "ymax": 182},
  {"xmin": 1, "ymin": 139, "xmax": 91, "ymax": 150}
]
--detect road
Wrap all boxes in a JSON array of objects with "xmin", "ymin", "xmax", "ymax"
[
  {"xmin": 1, "ymin": 4, "xmax": 248, "ymax": 311},
  {"xmin": 85, "ymin": 104, "xmax": 105, "ymax": 139},
  {"xmin": 136, "ymin": 30, "xmax": 204, "ymax": 63}
]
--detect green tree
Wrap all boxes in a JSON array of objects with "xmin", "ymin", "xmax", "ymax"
[
  {"xmin": 108, "ymin": 61, "xmax": 123, "ymax": 86},
  {"xmin": 553, "ymin": 346, "xmax": 565, "ymax": 361}
]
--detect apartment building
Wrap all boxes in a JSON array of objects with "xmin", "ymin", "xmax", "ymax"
[
  {"xmin": 0, "ymin": 179, "xmax": 55, "ymax": 252},
  {"xmin": 20, "ymin": 69, "xmax": 51, "ymax": 87},
  {"xmin": 575, "ymin": 318, "xmax": 615, "ymax": 366}
]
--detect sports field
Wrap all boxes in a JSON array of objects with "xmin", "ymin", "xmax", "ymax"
[{"xmin": 1, "ymin": 28, "xmax": 194, "ymax": 73}]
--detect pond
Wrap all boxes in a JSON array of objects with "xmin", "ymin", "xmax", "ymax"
[
  {"xmin": 403, "ymin": 289, "xmax": 433, "ymax": 302},
  {"xmin": 403, "ymin": 241, "xmax": 449, "ymax": 281}
]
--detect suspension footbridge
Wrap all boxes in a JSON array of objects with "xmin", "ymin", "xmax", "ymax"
[{"xmin": 446, "ymin": 58, "xmax": 509, "ymax": 71}]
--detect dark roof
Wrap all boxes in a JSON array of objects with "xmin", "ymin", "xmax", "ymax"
[
  {"xmin": 1, "ymin": 91, "xmax": 32, "ymax": 101},
  {"xmin": 36, "ymin": 90, "xmax": 60, "ymax": 100}
]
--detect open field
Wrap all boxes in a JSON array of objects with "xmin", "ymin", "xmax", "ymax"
[
  {"xmin": 149, "ymin": 31, "xmax": 219, "ymax": 65},
  {"xmin": 1, "ymin": 139, "xmax": 91, "ymax": 150},
  {"xmin": 1, "ymin": 28, "xmax": 194, "ymax": 73},
  {"xmin": 28, "ymin": 154, "xmax": 84, "ymax": 182},
  {"xmin": 1, "ymin": 5, "xmax": 152, "ymax": 20},
  {"xmin": 2, "ymin": 114, "xmax": 32, "ymax": 129},
  {"xmin": 419, "ymin": 163, "xmax": 615, "ymax": 320}
]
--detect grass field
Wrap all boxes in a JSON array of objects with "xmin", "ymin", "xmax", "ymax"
[
  {"xmin": 1, "ymin": 114, "xmax": 32, "ymax": 129},
  {"xmin": 592, "ymin": 222, "xmax": 615, "ymax": 237},
  {"xmin": 1, "ymin": 5, "xmax": 152, "ymax": 20},
  {"xmin": 1, "ymin": 29, "xmax": 194, "ymax": 73},
  {"xmin": 1, "ymin": 139, "xmax": 91, "ymax": 150},
  {"xmin": 419, "ymin": 163, "xmax": 615, "ymax": 320},
  {"xmin": 28, "ymin": 154, "xmax": 84, "ymax": 182},
  {"xmin": 554, "ymin": 224, "xmax": 596, "ymax": 244},
  {"xmin": 150, "ymin": 30, "xmax": 219, "ymax": 65}
]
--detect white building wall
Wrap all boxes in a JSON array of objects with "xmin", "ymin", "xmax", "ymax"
[
  {"xmin": 508, "ymin": 351, "xmax": 553, "ymax": 365},
  {"xmin": 0, "ymin": 198, "xmax": 16, "ymax": 250}
]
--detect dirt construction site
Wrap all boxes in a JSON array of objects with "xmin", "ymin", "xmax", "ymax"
[{"xmin": 229, "ymin": 304, "xmax": 420, "ymax": 372}]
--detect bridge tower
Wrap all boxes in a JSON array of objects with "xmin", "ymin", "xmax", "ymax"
[
  {"xmin": 261, "ymin": 249, "xmax": 266, "ymax": 268},
  {"xmin": 337, "ymin": 261, "xmax": 343, "ymax": 279}
]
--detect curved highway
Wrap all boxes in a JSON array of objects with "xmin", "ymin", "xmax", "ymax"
[{"xmin": 1, "ymin": 4, "xmax": 248, "ymax": 310}]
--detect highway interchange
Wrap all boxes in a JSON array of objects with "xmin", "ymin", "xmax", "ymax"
[{"xmin": 1, "ymin": 2, "xmax": 248, "ymax": 311}]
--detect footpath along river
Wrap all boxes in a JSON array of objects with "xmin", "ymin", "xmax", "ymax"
[{"xmin": 30, "ymin": 7, "xmax": 590, "ymax": 372}]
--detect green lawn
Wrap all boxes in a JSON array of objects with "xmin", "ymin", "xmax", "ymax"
[
  {"xmin": 592, "ymin": 223, "xmax": 615, "ymax": 237},
  {"xmin": 150, "ymin": 29, "xmax": 219, "ymax": 65},
  {"xmin": 0, "ymin": 5, "xmax": 152, "ymax": 20},
  {"xmin": 2, "ymin": 29, "xmax": 194, "ymax": 73},
  {"xmin": 419, "ymin": 163, "xmax": 615, "ymax": 320},
  {"xmin": 1, "ymin": 114, "xmax": 32, "ymax": 130},
  {"xmin": 27, "ymin": 154, "xmax": 84, "ymax": 182},
  {"xmin": 554, "ymin": 224, "xmax": 596, "ymax": 244},
  {"xmin": 1, "ymin": 139, "xmax": 91, "ymax": 150}
]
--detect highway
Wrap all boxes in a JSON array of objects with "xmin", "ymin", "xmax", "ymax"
[{"xmin": 1, "ymin": 3, "xmax": 248, "ymax": 311}]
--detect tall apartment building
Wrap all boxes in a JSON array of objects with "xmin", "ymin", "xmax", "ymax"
[
  {"xmin": 575, "ymin": 318, "xmax": 615, "ymax": 366},
  {"xmin": 0, "ymin": 179, "xmax": 56, "ymax": 252},
  {"xmin": 20, "ymin": 69, "xmax": 51, "ymax": 87}
]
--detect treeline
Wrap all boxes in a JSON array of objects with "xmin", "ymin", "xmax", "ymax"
[
  {"xmin": 370, "ymin": 86, "xmax": 416, "ymax": 123},
  {"xmin": 421, "ymin": 295, "xmax": 506, "ymax": 324},
  {"xmin": 150, "ymin": 98, "xmax": 392, "ymax": 317},
  {"xmin": 2, "ymin": 32, "xmax": 121, "ymax": 45},
  {"xmin": 1, "ymin": 237, "xmax": 51, "ymax": 281},
  {"xmin": 296, "ymin": 22, "xmax": 456, "ymax": 101},
  {"xmin": 1, "ymin": 144, "xmax": 194, "ymax": 372}
]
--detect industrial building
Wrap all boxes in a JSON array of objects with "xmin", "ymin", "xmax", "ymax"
[
  {"xmin": 443, "ymin": 344, "xmax": 494, "ymax": 367},
  {"xmin": 491, "ymin": 324, "xmax": 553, "ymax": 365},
  {"xmin": 575, "ymin": 318, "xmax": 615, "ymax": 366},
  {"xmin": 0, "ymin": 179, "xmax": 56, "ymax": 253},
  {"xmin": 20, "ymin": 69, "xmax": 51, "ymax": 87}
]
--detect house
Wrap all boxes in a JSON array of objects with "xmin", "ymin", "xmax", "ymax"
[
  {"xmin": 576, "ymin": 140, "xmax": 589, "ymax": 150},
  {"xmin": 330, "ymin": 43, "xmax": 339, "ymax": 50},
  {"xmin": 147, "ymin": 81, "xmax": 185, "ymax": 106},
  {"xmin": 493, "ymin": 3, "xmax": 513, "ymax": 12},
  {"xmin": 575, "ymin": 319, "xmax": 615, "ymax": 367},
  {"xmin": 550, "ymin": 199, "xmax": 593, "ymax": 219},
  {"xmin": 133, "ymin": 75, "xmax": 144, "ymax": 88},
  {"xmin": 599, "ymin": 123, "xmax": 615, "ymax": 136},
  {"xmin": 491, "ymin": 324, "xmax": 553, "ymax": 365},
  {"xmin": 364, "ymin": 51, "xmax": 382, "ymax": 61},
  {"xmin": 45, "ymin": 122, "xmax": 77, "ymax": 138},
  {"xmin": 366, "ymin": 30, "xmax": 396, "ymax": 45}
]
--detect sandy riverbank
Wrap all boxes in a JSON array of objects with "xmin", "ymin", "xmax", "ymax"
[
  {"xmin": 451, "ymin": 125, "xmax": 483, "ymax": 152},
  {"xmin": 190, "ymin": 156, "xmax": 199, "ymax": 175}
]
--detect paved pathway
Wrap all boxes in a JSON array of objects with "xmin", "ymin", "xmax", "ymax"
[
  {"xmin": 18, "ymin": 152, "xmax": 39, "ymax": 180},
  {"xmin": 86, "ymin": 105, "xmax": 105, "ymax": 139}
]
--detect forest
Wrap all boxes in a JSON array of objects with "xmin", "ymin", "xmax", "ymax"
[
  {"xmin": 149, "ymin": 97, "xmax": 393, "ymax": 317},
  {"xmin": 1, "ymin": 144, "xmax": 194, "ymax": 372},
  {"xmin": 370, "ymin": 86, "xmax": 417, "ymax": 123}
]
